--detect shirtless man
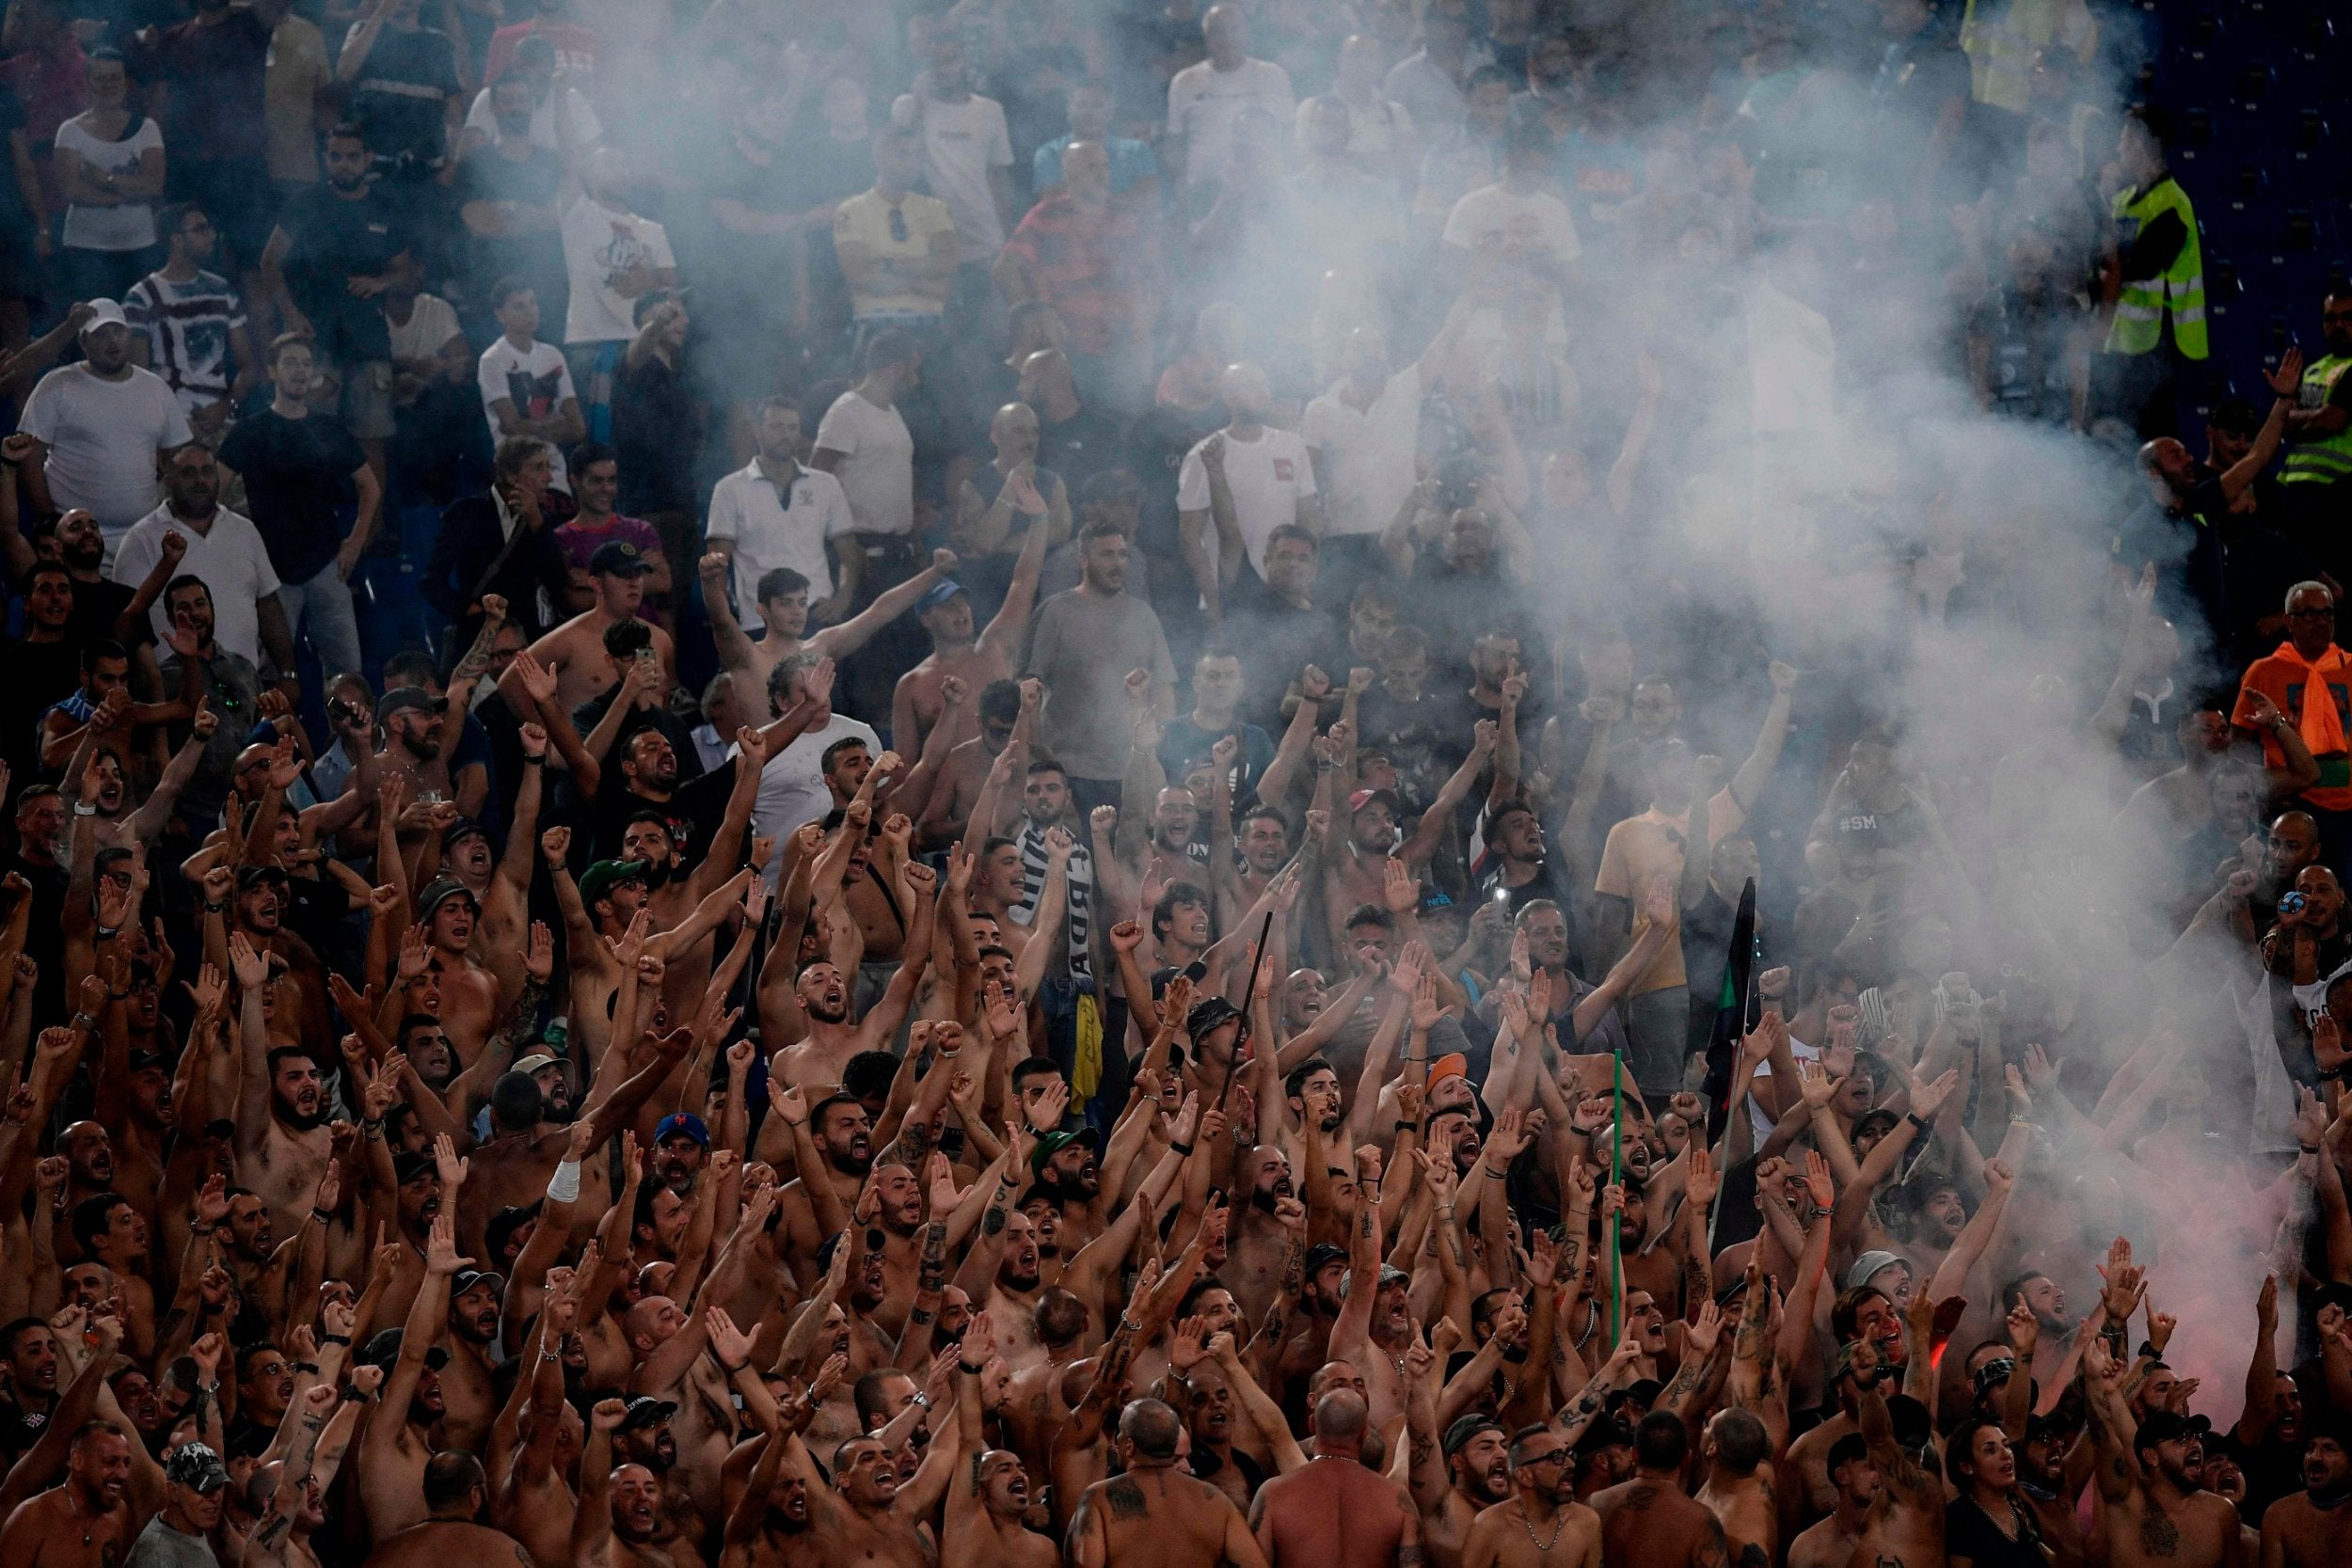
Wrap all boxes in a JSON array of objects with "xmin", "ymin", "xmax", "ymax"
[
  {"xmin": 2259, "ymin": 1427, "xmax": 2352, "ymax": 1568},
  {"xmin": 0, "ymin": 1418, "xmax": 146, "ymax": 1568},
  {"xmin": 358, "ymin": 1452, "xmax": 530, "ymax": 1568},
  {"xmin": 767, "ymin": 939, "xmax": 929, "ymax": 1095},
  {"xmin": 1590, "ymin": 1413, "xmax": 1729, "ymax": 1568},
  {"xmin": 1067, "ymin": 1400, "xmax": 1267, "ymax": 1568},
  {"xmin": 1251, "ymin": 1388, "xmax": 1418, "ymax": 1568},
  {"xmin": 1406, "ymin": 1409, "xmax": 1514, "ymax": 1568},
  {"xmin": 948, "ymin": 1315, "xmax": 1058, "ymax": 1568},
  {"xmin": 549, "ymin": 829, "xmax": 754, "ymax": 1071},
  {"xmin": 227, "ymin": 931, "xmax": 334, "ymax": 1247},
  {"xmin": 1785, "ymin": 1433, "xmax": 1874, "ymax": 1568},
  {"xmin": 360, "ymin": 1212, "xmax": 469, "ymax": 1538},
  {"xmin": 891, "ymin": 519, "xmax": 1045, "ymax": 757},
  {"xmin": 2086, "ymin": 1339, "xmax": 2239, "ymax": 1568},
  {"xmin": 1783, "ymin": 1336, "xmax": 1887, "ymax": 1527},
  {"xmin": 410, "ymin": 877, "xmax": 510, "ymax": 1070},
  {"xmin": 763, "ymin": 1408, "xmax": 959, "ymax": 1568},
  {"xmin": 516, "ymin": 542, "xmax": 675, "ymax": 720},
  {"xmin": 1459, "ymin": 1421, "xmax": 1601, "ymax": 1568},
  {"xmin": 246, "ymin": 1377, "xmax": 373, "ymax": 1568},
  {"xmin": 574, "ymin": 1396, "xmax": 709, "ymax": 1568},
  {"xmin": 1325, "ymin": 1197, "xmax": 1414, "ymax": 1431},
  {"xmin": 1693, "ymin": 1409, "xmax": 1773, "ymax": 1568},
  {"xmin": 707, "ymin": 546, "xmax": 961, "ymax": 711},
  {"xmin": 917, "ymin": 681, "xmax": 1024, "ymax": 850}
]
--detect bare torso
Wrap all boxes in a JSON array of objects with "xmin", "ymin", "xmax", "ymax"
[{"xmin": 1251, "ymin": 1456, "xmax": 1413, "ymax": 1568}]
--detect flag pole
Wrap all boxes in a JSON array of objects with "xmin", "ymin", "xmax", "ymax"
[{"xmin": 1610, "ymin": 1051, "xmax": 1625, "ymax": 1344}]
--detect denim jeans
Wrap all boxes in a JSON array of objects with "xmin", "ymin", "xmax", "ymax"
[{"xmin": 276, "ymin": 563, "xmax": 363, "ymax": 680}]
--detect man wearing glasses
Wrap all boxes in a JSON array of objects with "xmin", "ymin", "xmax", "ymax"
[{"xmin": 123, "ymin": 201, "xmax": 261, "ymax": 447}]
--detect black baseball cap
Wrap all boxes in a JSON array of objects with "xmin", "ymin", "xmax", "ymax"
[{"xmin": 590, "ymin": 540, "xmax": 653, "ymax": 577}]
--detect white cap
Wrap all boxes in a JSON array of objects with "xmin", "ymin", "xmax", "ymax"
[{"xmin": 81, "ymin": 298, "xmax": 127, "ymax": 330}]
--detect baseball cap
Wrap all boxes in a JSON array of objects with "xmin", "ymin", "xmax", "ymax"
[
  {"xmin": 452, "ymin": 1267, "xmax": 506, "ymax": 1299},
  {"xmin": 1847, "ymin": 1250, "xmax": 1909, "ymax": 1291},
  {"xmin": 590, "ymin": 540, "xmax": 653, "ymax": 577},
  {"xmin": 415, "ymin": 877, "xmax": 476, "ymax": 919},
  {"xmin": 655, "ymin": 1111, "xmax": 710, "ymax": 1147},
  {"xmin": 578, "ymin": 859, "xmax": 648, "ymax": 911},
  {"xmin": 1029, "ymin": 1126, "xmax": 1100, "ymax": 1176},
  {"xmin": 128, "ymin": 1048, "xmax": 167, "ymax": 1073},
  {"xmin": 512, "ymin": 1053, "xmax": 562, "ymax": 1075},
  {"xmin": 1184, "ymin": 995, "xmax": 1246, "ymax": 1041},
  {"xmin": 1348, "ymin": 786, "xmax": 1402, "ymax": 816},
  {"xmin": 2134, "ymin": 1410, "xmax": 2192, "ymax": 1454},
  {"xmin": 1303, "ymin": 1242, "xmax": 1346, "ymax": 1277},
  {"xmin": 1427, "ymin": 1053, "xmax": 1469, "ymax": 1088},
  {"xmin": 440, "ymin": 816, "xmax": 491, "ymax": 854},
  {"xmin": 377, "ymin": 686, "xmax": 448, "ymax": 722},
  {"xmin": 81, "ymin": 297, "xmax": 127, "ymax": 330},
  {"xmin": 392, "ymin": 1150, "xmax": 436, "ymax": 1186},
  {"xmin": 915, "ymin": 578, "xmax": 968, "ymax": 612},
  {"xmin": 236, "ymin": 863, "xmax": 289, "ymax": 889},
  {"xmin": 1443, "ymin": 1414, "xmax": 1504, "ymax": 1456},
  {"xmin": 362, "ymin": 1327, "xmax": 449, "ymax": 1372},
  {"xmin": 620, "ymin": 1395, "xmax": 677, "ymax": 1431},
  {"xmin": 166, "ymin": 1442, "xmax": 229, "ymax": 1492}
]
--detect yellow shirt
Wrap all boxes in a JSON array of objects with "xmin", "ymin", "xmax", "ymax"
[
  {"xmin": 832, "ymin": 190, "xmax": 956, "ymax": 318},
  {"xmin": 1593, "ymin": 788, "xmax": 1744, "ymax": 996}
]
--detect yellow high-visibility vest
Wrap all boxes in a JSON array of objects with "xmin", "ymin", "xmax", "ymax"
[
  {"xmin": 2106, "ymin": 177, "xmax": 2209, "ymax": 360},
  {"xmin": 2284, "ymin": 356, "xmax": 2352, "ymax": 486}
]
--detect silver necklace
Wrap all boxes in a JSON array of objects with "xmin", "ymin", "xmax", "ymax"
[{"xmin": 1517, "ymin": 1503, "xmax": 1565, "ymax": 1554}]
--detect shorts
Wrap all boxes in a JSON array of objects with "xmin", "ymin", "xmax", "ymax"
[{"xmin": 331, "ymin": 359, "xmax": 396, "ymax": 441}]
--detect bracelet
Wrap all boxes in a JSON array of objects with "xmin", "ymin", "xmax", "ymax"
[
  {"xmin": 323, "ymin": 1334, "xmax": 351, "ymax": 1345},
  {"xmin": 1120, "ymin": 1316, "xmax": 1142, "ymax": 1333},
  {"xmin": 1905, "ymin": 1112, "xmax": 1930, "ymax": 1130},
  {"xmin": 363, "ymin": 1122, "xmax": 385, "ymax": 1141},
  {"xmin": 910, "ymin": 1391, "xmax": 932, "ymax": 1411},
  {"xmin": 1484, "ymin": 1167, "xmax": 1507, "ymax": 1180},
  {"xmin": 2137, "ymin": 1341, "xmax": 2160, "ymax": 1360},
  {"xmin": 339, "ymin": 1384, "xmax": 367, "ymax": 1403},
  {"xmin": 204, "ymin": 900, "xmax": 226, "ymax": 914},
  {"xmin": 294, "ymin": 1361, "xmax": 320, "ymax": 1373},
  {"xmin": 73, "ymin": 801, "xmax": 97, "ymax": 817},
  {"xmin": 2299, "ymin": 1143, "xmax": 2321, "ymax": 1154},
  {"xmin": 1806, "ymin": 1204, "xmax": 1834, "ymax": 1220},
  {"xmin": 521, "ymin": 753, "xmax": 545, "ymax": 765},
  {"xmin": 94, "ymin": 925, "xmax": 119, "ymax": 941},
  {"xmin": 1168, "ymin": 1140, "xmax": 1195, "ymax": 1156},
  {"xmin": 958, "ymin": 1360, "xmax": 985, "ymax": 1375},
  {"xmin": 1393, "ymin": 1120, "xmax": 1416, "ymax": 1132},
  {"xmin": 540, "ymin": 1347, "xmax": 564, "ymax": 1364},
  {"xmin": 310, "ymin": 1208, "xmax": 334, "ymax": 1223},
  {"xmin": 197, "ymin": 1381, "xmax": 218, "ymax": 1395},
  {"xmin": 72, "ymin": 1011, "xmax": 98, "ymax": 1032}
]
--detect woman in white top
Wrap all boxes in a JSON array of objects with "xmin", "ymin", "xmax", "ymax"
[{"xmin": 51, "ymin": 48, "xmax": 167, "ymax": 304}]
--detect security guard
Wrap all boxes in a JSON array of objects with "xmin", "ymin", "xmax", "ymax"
[
  {"xmin": 2281, "ymin": 289, "xmax": 2352, "ymax": 546},
  {"xmin": 2103, "ymin": 107, "xmax": 2208, "ymax": 436}
]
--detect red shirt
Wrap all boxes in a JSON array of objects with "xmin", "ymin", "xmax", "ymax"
[{"xmin": 999, "ymin": 191, "xmax": 1160, "ymax": 357}]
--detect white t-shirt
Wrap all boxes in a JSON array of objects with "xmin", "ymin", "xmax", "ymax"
[
  {"xmin": 1174, "ymin": 425, "xmax": 1316, "ymax": 582},
  {"xmin": 476, "ymin": 336, "xmax": 577, "ymax": 489},
  {"xmin": 560, "ymin": 196, "xmax": 674, "ymax": 345},
  {"xmin": 894, "ymin": 87, "xmax": 1014, "ymax": 261},
  {"xmin": 111, "ymin": 504, "xmax": 281, "ymax": 666},
  {"xmin": 1440, "ymin": 182, "xmax": 1582, "ymax": 268},
  {"xmin": 22, "ymin": 364, "xmax": 194, "ymax": 540},
  {"xmin": 1167, "ymin": 56, "xmax": 1295, "ymax": 185},
  {"xmin": 56, "ymin": 115, "xmax": 162, "ymax": 250},
  {"xmin": 462, "ymin": 84, "xmax": 600, "ymax": 154},
  {"xmin": 386, "ymin": 292, "xmax": 463, "ymax": 364},
  {"xmin": 812, "ymin": 390, "xmax": 915, "ymax": 536},
  {"xmin": 1299, "ymin": 364, "xmax": 1422, "ymax": 537},
  {"xmin": 705, "ymin": 459, "xmax": 856, "ymax": 605},
  {"xmin": 747, "ymin": 712, "xmax": 882, "ymax": 881}
]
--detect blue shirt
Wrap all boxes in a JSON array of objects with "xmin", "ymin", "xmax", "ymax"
[{"xmin": 1032, "ymin": 135, "xmax": 1160, "ymax": 198}]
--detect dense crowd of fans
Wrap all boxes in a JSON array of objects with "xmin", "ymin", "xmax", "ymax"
[{"xmin": 0, "ymin": 2, "xmax": 2349, "ymax": 1568}]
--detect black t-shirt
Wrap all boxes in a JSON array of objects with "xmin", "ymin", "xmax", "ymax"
[
  {"xmin": 458, "ymin": 143, "xmax": 567, "ymax": 303},
  {"xmin": 277, "ymin": 183, "xmax": 409, "ymax": 361},
  {"xmin": 218, "ymin": 408, "xmax": 365, "ymax": 584},
  {"xmin": 588, "ymin": 762, "xmax": 736, "ymax": 869},
  {"xmin": 1943, "ymin": 1496, "xmax": 2046, "ymax": 1568},
  {"xmin": 1036, "ymin": 402, "xmax": 1128, "ymax": 487},
  {"xmin": 63, "ymin": 572, "xmax": 143, "ymax": 650},
  {"xmin": 0, "ymin": 1390, "xmax": 57, "ymax": 1466},
  {"xmin": 343, "ymin": 23, "xmax": 462, "ymax": 162},
  {"xmin": 0, "ymin": 638, "xmax": 81, "ymax": 784},
  {"xmin": 612, "ymin": 352, "xmax": 696, "ymax": 515}
]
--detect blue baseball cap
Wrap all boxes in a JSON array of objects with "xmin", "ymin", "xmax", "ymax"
[
  {"xmin": 915, "ymin": 578, "xmax": 967, "ymax": 612},
  {"xmin": 655, "ymin": 1112, "xmax": 709, "ymax": 1147}
]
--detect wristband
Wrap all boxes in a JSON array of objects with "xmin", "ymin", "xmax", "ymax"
[
  {"xmin": 294, "ymin": 1361, "xmax": 320, "ymax": 1374},
  {"xmin": 73, "ymin": 801, "xmax": 97, "ymax": 817},
  {"xmin": 2299, "ymin": 1143, "xmax": 2321, "ymax": 1155},
  {"xmin": 521, "ymin": 753, "xmax": 545, "ymax": 765},
  {"xmin": 1806, "ymin": 1204, "xmax": 1834, "ymax": 1221},
  {"xmin": 548, "ymin": 1159, "xmax": 581, "ymax": 1204},
  {"xmin": 72, "ymin": 1011, "xmax": 98, "ymax": 1032},
  {"xmin": 1168, "ymin": 1140, "xmax": 1196, "ymax": 1157},
  {"xmin": 204, "ymin": 901, "xmax": 226, "ymax": 914},
  {"xmin": 958, "ymin": 1360, "xmax": 985, "ymax": 1375},
  {"xmin": 310, "ymin": 1208, "xmax": 334, "ymax": 1223},
  {"xmin": 339, "ymin": 1384, "xmax": 367, "ymax": 1403},
  {"xmin": 1905, "ymin": 1112, "xmax": 1930, "ymax": 1131},
  {"xmin": 2137, "ymin": 1341, "xmax": 2160, "ymax": 1360},
  {"xmin": 323, "ymin": 1334, "xmax": 351, "ymax": 1345},
  {"xmin": 1394, "ymin": 1120, "xmax": 1417, "ymax": 1132}
]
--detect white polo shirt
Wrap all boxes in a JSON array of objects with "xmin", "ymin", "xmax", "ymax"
[
  {"xmin": 705, "ymin": 459, "xmax": 855, "ymax": 608},
  {"xmin": 1168, "ymin": 55, "xmax": 1295, "ymax": 185},
  {"xmin": 1299, "ymin": 364, "xmax": 1422, "ymax": 537},
  {"xmin": 111, "ymin": 503, "xmax": 281, "ymax": 667}
]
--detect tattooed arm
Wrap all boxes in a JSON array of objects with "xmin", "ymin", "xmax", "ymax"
[{"xmin": 893, "ymin": 1217, "xmax": 951, "ymax": 1373}]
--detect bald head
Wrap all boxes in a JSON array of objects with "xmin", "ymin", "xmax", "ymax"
[
  {"xmin": 1220, "ymin": 362, "xmax": 1271, "ymax": 422},
  {"xmin": 1120, "ymin": 1398, "xmax": 1183, "ymax": 1460},
  {"xmin": 1311, "ymin": 1387, "xmax": 1370, "ymax": 1449}
]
